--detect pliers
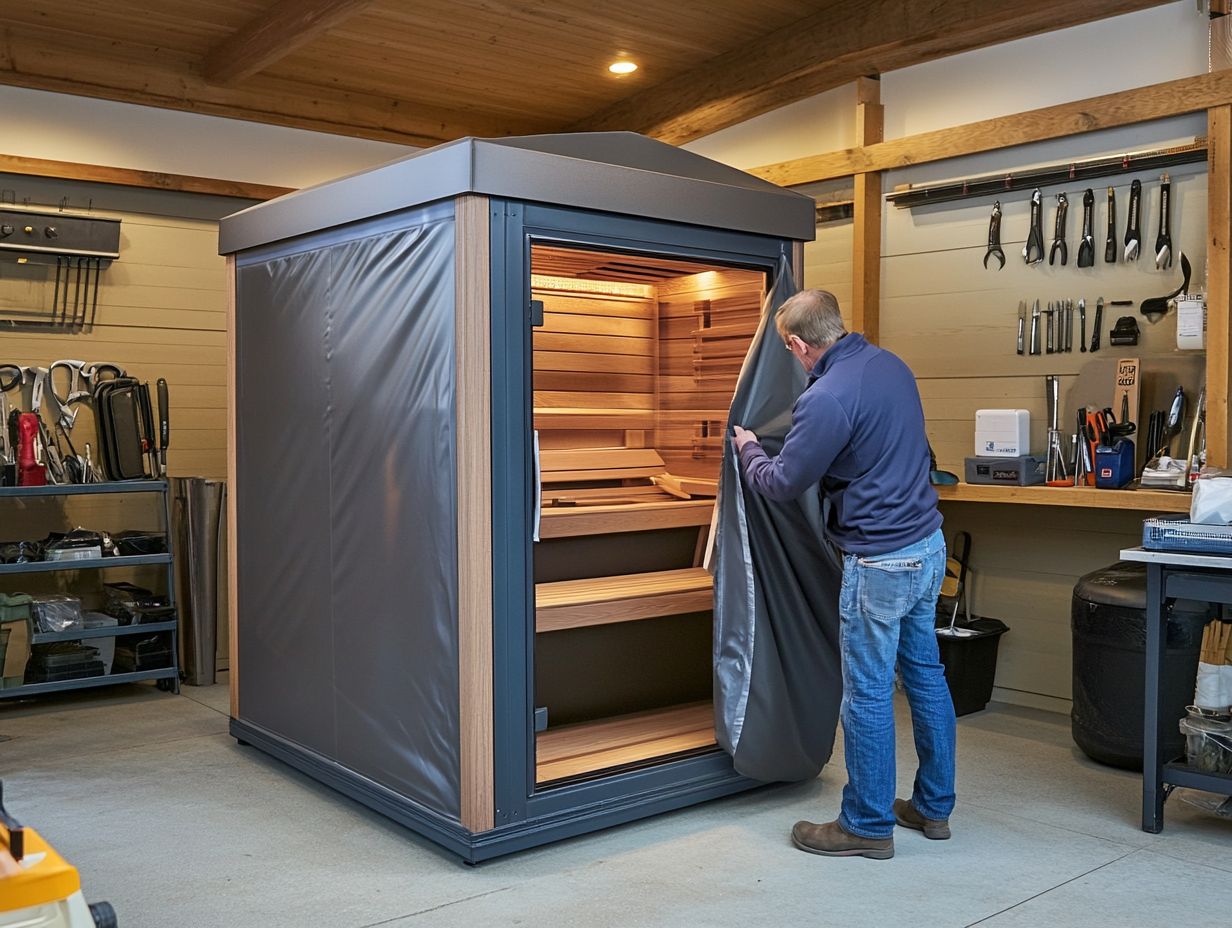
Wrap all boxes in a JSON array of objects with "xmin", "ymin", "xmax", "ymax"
[
  {"xmin": 984, "ymin": 200, "xmax": 1004, "ymax": 270},
  {"xmin": 1049, "ymin": 192, "xmax": 1068, "ymax": 266},
  {"xmin": 1023, "ymin": 188, "xmax": 1044, "ymax": 265}
]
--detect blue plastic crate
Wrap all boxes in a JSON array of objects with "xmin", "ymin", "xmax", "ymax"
[{"xmin": 1143, "ymin": 515, "xmax": 1232, "ymax": 555}]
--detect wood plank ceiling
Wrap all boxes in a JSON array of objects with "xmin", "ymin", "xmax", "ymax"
[{"xmin": 0, "ymin": 0, "xmax": 1171, "ymax": 149}]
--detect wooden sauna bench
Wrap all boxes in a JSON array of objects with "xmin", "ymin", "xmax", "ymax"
[{"xmin": 534, "ymin": 445, "xmax": 720, "ymax": 784}]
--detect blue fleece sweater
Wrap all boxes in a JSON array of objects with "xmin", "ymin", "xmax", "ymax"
[{"xmin": 738, "ymin": 332, "xmax": 941, "ymax": 556}]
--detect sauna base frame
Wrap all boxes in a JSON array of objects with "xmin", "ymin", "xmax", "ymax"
[{"xmin": 231, "ymin": 717, "xmax": 758, "ymax": 863}]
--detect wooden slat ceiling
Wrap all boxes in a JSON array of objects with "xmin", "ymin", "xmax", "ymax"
[{"xmin": 0, "ymin": 0, "xmax": 1172, "ymax": 150}]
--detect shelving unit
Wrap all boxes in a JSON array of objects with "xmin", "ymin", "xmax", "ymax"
[
  {"xmin": 934, "ymin": 483, "xmax": 1191, "ymax": 512},
  {"xmin": 0, "ymin": 480, "xmax": 180, "ymax": 701}
]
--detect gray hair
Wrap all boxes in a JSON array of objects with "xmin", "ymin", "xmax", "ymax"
[{"xmin": 775, "ymin": 289, "xmax": 846, "ymax": 347}]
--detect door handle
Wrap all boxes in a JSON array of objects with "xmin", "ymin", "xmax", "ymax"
[{"xmin": 532, "ymin": 429, "xmax": 541, "ymax": 542}]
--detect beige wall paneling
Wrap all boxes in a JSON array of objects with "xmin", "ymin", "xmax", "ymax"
[{"xmin": 456, "ymin": 195, "xmax": 495, "ymax": 834}]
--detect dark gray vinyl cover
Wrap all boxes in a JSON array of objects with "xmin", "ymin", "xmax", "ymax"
[
  {"xmin": 712, "ymin": 257, "xmax": 843, "ymax": 783},
  {"xmin": 234, "ymin": 202, "xmax": 462, "ymax": 818},
  {"xmin": 218, "ymin": 132, "xmax": 815, "ymax": 256}
]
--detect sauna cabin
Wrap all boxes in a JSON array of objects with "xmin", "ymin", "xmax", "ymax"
[{"xmin": 219, "ymin": 132, "xmax": 816, "ymax": 861}]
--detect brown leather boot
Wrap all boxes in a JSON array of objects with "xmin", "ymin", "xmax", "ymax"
[
  {"xmin": 893, "ymin": 798, "xmax": 951, "ymax": 840},
  {"xmin": 791, "ymin": 819, "xmax": 894, "ymax": 859}
]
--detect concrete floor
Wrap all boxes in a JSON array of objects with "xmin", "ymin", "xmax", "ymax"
[{"xmin": 3, "ymin": 677, "xmax": 1231, "ymax": 928}]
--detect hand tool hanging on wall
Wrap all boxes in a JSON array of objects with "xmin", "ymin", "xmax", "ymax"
[
  {"xmin": 984, "ymin": 201, "xmax": 1005, "ymax": 269},
  {"xmin": 1024, "ymin": 188, "xmax": 1045, "ymax": 265},
  {"xmin": 1090, "ymin": 297, "xmax": 1104, "ymax": 352},
  {"xmin": 1029, "ymin": 299, "xmax": 1041, "ymax": 355},
  {"xmin": 1140, "ymin": 253, "xmax": 1191, "ymax": 319},
  {"xmin": 1077, "ymin": 189, "xmax": 1095, "ymax": 267},
  {"xmin": 1110, "ymin": 316, "xmax": 1141, "ymax": 346},
  {"xmin": 1045, "ymin": 375, "xmax": 1069, "ymax": 485},
  {"xmin": 1154, "ymin": 173, "xmax": 1173, "ymax": 270},
  {"xmin": 1104, "ymin": 187, "xmax": 1118, "ymax": 263},
  {"xmin": 1124, "ymin": 179, "xmax": 1142, "ymax": 261},
  {"xmin": 1065, "ymin": 300, "xmax": 1074, "ymax": 352},
  {"xmin": 1079, "ymin": 299, "xmax": 1088, "ymax": 352},
  {"xmin": 1016, "ymin": 301, "xmax": 1026, "ymax": 355},
  {"xmin": 1045, "ymin": 302, "xmax": 1056, "ymax": 353},
  {"xmin": 1049, "ymin": 193, "xmax": 1069, "ymax": 266}
]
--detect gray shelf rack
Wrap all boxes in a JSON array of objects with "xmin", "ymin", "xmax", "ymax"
[{"xmin": 0, "ymin": 480, "xmax": 180, "ymax": 700}]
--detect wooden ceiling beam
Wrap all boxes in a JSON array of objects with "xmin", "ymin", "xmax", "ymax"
[
  {"xmin": 0, "ymin": 22, "xmax": 554, "ymax": 147},
  {"xmin": 205, "ymin": 0, "xmax": 381, "ymax": 85},
  {"xmin": 751, "ymin": 68, "xmax": 1232, "ymax": 186},
  {"xmin": 570, "ymin": 0, "xmax": 1172, "ymax": 145}
]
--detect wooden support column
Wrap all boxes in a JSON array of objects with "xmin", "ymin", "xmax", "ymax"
[
  {"xmin": 852, "ymin": 77, "xmax": 883, "ymax": 344},
  {"xmin": 1208, "ymin": 105, "xmax": 1232, "ymax": 468}
]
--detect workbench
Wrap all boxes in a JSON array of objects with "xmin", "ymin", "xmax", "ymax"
[{"xmin": 1120, "ymin": 546, "xmax": 1232, "ymax": 832}]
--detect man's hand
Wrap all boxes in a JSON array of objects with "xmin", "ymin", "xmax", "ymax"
[{"xmin": 732, "ymin": 425, "xmax": 760, "ymax": 454}]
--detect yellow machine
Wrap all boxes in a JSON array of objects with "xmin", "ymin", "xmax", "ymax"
[{"xmin": 0, "ymin": 783, "xmax": 116, "ymax": 928}]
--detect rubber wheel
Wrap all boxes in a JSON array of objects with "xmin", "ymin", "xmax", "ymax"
[
  {"xmin": 156, "ymin": 678, "xmax": 174, "ymax": 692},
  {"xmin": 89, "ymin": 901, "xmax": 118, "ymax": 928}
]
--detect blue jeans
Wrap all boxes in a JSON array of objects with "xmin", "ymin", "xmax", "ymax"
[{"xmin": 837, "ymin": 528, "xmax": 956, "ymax": 839}]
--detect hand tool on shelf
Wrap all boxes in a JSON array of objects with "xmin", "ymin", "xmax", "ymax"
[
  {"xmin": 1104, "ymin": 186, "xmax": 1118, "ymax": 264},
  {"xmin": 1162, "ymin": 386, "xmax": 1186, "ymax": 458},
  {"xmin": 1045, "ymin": 375, "xmax": 1069, "ymax": 485},
  {"xmin": 984, "ymin": 201, "xmax": 1005, "ymax": 269},
  {"xmin": 1045, "ymin": 302, "xmax": 1056, "ymax": 353},
  {"xmin": 1124, "ymin": 179, "xmax": 1142, "ymax": 261},
  {"xmin": 1154, "ymin": 173, "xmax": 1172, "ymax": 270},
  {"xmin": 1049, "ymin": 192, "xmax": 1069, "ymax": 266},
  {"xmin": 1079, "ymin": 299, "xmax": 1087, "ymax": 352},
  {"xmin": 16, "ymin": 413, "xmax": 45, "ymax": 486},
  {"xmin": 157, "ymin": 378, "xmax": 170, "ymax": 477},
  {"xmin": 1178, "ymin": 387, "xmax": 1205, "ymax": 486},
  {"xmin": 1029, "ymin": 299, "xmax": 1041, "ymax": 355},
  {"xmin": 1140, "ymin": 253, "xmax": 1191, "ymax": 319},
  {"xmin": 1074, "ymin": 407, "xmax": 1092, "ymax": 486},
  {"xmin": 1024, "ymin": 188, "xmax": 1044, "ymax": 265},
  {"xmin": 1016, "ymin": 301, "xmax": 1026, "ymax": 355},
  {"xmin": 1076, "ymin": 189, "xmax": 1095, "ymax": 267},
  {"xmin": 1090, "ymin": 297, "xmax": 1104, "ymax": 351}
]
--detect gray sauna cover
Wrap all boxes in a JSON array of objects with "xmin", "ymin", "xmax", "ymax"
[
  {"xmin": 712, "ymin": 256, "xmax": 843, "ymax": 783},
  {"xmin": 234, "ymin": 203, "xmax": 461, "ymax": 819}
]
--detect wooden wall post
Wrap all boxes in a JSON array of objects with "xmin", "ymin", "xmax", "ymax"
[
  {"xmin": 852, "ymin": 76, "xmax": 883, "ymax": 343},
  {"xmin": 1208, "ymin": 105, "xmax": 1232, "ymax": 468}
]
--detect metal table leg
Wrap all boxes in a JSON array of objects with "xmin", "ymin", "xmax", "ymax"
[{"xmin": 1142, "ymin": 562, "xmax": 1166, "ymax": 833}]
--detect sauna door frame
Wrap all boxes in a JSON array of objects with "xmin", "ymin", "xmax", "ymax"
[{"xmin": 488, "ymin": 198, "xmax": 795, "ymax": 833}]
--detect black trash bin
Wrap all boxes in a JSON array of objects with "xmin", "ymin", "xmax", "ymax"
[
  {"xmin": 935, "ymin": 617, "xmax": 1009, "ymax": 716},
  {"xmin": 1071, "ymin": 562, "xmax": 1209, "ymax": 770}
]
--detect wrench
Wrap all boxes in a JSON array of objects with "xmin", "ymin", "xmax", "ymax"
[
  {"xmin": 1045, "ymin": 301, "xmax": 1056, "ymax": 353},
  {"xmin": 1090, "ymin": 297, "xmax": 1104, "ymax": 352},
  {"xmin": 1124, "ymin": 179, "xmax": 1142, "ymax": 262},
  {"xmin": 1023, "ymin": 188, "xmax": 1044, "ymax": 265},
  {"xmin": 1016, "ymin": 301, "xmax": 1026, "ymax": 355},
  {"xmin": 1029, "ymin": 299, "xmax": 1041, "ymax": 355},
  {"xmin": 984, "ymin": 200, "xmax": 1005, "ymax": 270},
  {"xmin": 1104, "ymin": 186, "xmax": 1117, "ymax": 263},
  {"xmin": 1049, "ymin": 192, "xmax": 1069, "ymax": 266},
  {"xmin": 1154, "ymin": 173, "xmax": 1172, "ymax": 270},
  {"xmin": 1076, "ymin": 189, "xmax": 1095, "ymax": 267},
  {"xmin": 1079, "ymin": 298, "xmax": 1087, "ymax": 353}
]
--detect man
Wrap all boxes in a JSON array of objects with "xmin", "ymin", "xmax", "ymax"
[{"xmin": 732, "ymin": 289, "xmax": 954, "ymax": 861}]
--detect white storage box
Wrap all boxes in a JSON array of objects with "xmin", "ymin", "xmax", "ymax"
[{"xmin": 974, "ymin": 409, "xmax": 1031, "ymax": 458}]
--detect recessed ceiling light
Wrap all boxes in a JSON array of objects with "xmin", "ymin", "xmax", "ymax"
[{"xmin": 608, "ymin": 60, "xmax": 638, "ymax": 75}]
